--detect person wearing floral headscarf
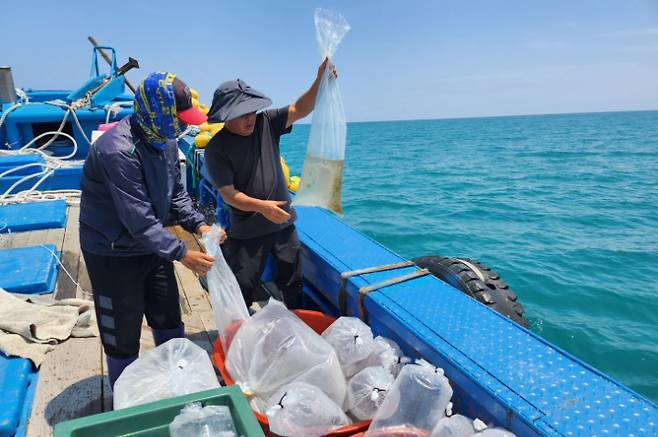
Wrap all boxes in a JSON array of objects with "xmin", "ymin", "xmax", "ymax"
[{"xmin": 80, "ymin": 72, "xmax": 217, "ymax": 388}]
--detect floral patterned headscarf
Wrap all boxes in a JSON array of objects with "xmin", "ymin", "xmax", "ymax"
[{"xmin": 133, "ymin": 72, "xmax": 186, "ymax": 150}]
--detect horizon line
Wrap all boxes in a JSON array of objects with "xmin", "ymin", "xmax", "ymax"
[{"xmin": 297, "ymin": 108, "xmax": 658, "ymax": 125}]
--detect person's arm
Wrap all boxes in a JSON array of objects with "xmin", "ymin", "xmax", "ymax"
[
  {"xmin": 205, "ymin": 144, "xmax": 289, "ymax": 225},
  {"xmin": 101, "ymin": 151, "xmax": 214, "ymax": 274},
  {"xmin": 218, "ymin": 185, "xmax": 290, "ymax": 225},
  {"xmin": 286, "ymin": 58, "xmax": 337, "ymax": 128}
]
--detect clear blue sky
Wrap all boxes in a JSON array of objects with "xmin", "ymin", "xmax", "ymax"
[{"xmin": 2, "ymin": 0, "xmax": 658, "ymax": 121}]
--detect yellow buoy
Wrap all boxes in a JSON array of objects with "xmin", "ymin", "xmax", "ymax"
[
  {"xmin": 209, "ymin": 123, "xmax": 224, "ymax": 136},
  {"xmin": 191, "ymin": 97, "xmax": 200, "ymax": 108},
  {"xmin": 194, "ymin": 132, "xmax": 212, "ymax": 148},
  {"xmin": 199, "ymin": 104, "xmax": 209, "ymax": 115},
  {"xmin": 288, "ymin": 175, "xmax": 301, "ymax": 192},
  {"xmin": 190, "ymin": 88, "xmax": 199, "ymax": 100},
  {"xmin": 198, "ymin": 122, "xmax": 210, "ymax": 132},
  {"xmin": 280, "ymin": 157, "xmax": 290, "ymax": 184}
]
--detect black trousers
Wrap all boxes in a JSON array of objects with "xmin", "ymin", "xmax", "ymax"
[
  {"xmin": 222, "ymin": 225, "xmax": 303, "ymax": 309},
  {"xmin": 82, "ymin": 250, "xmax": 182, "ymax": 359}
]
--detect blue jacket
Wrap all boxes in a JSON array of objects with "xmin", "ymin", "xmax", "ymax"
[{"xmin": 79, "ymin": 116, "xmax": 204, "ymax": 261}]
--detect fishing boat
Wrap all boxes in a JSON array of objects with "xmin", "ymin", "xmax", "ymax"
[{"xmin": 1, "ymin": 46, "xmax": 656, "ymax": 437}]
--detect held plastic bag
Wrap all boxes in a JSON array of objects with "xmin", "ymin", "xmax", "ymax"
[
  {"xmin": 367, "ymin": 361, "xmax": 453, "ymax": 434},
  {"xmin": 225, "ymin": 299, "xmax": 346, "ymax": 405},
  {"xmin": 344, "ymin": 336, "xmax": 408, "ymax": 378},
  {"xmin": 169, "ymin": 402, "xmax": 239, "ymax": 437},
  {"xmin": 265, "ymin": 382, "xmax": 351, "ymax": 437},
  {"xmin": 346, "ymin": 366, "xmax": 395, "ymax": 420},
  {"xmin": 202, "ymin": 224, "xmax": 249, "ymax": 351},
  {"xmin": 293, "ymin": 8, "xmax": 350, "ymax": 214},
  {"xmin": 430, "ymin": 414, "xmax": 475, "ymax": 437},
  {"xmin": 113, "ymin": 338, "xmax": 219, "ymax": 409},
  {"xmin": 321, "ymin": 316, "xmax": 375, "ymax": 372}
]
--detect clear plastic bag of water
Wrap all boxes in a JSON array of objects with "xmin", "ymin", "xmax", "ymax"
[
  {"xmin": 225, "ymin": 299, "xmax": 346, "ymax": 405},
  {"xmin": 293, "ymin": 8, "xmax": 350, "ymax": 214},
  {"xmin": 344, "ymin": 336, "xmax": 408, "ymax": 378},
  {"xmin": 430, "ymin": 414, "xmax": 475, "ymax": 437},
  {"xmin": 321, "ymin": 316, "xmax": 375, "ymax": 373},
  {"xmin": 169, "ymin": 402, "xmax": 239, "ymax": 437},
  {"xmin": 367, "ymin": 360, "xmax": 453, "ymax": 433},
  {"xmin": 113, "ymin": 338, "xmax": 219, "ymax": 409},
  {"xmin": 202, "ymin": 224, "xmax": 249, "ymax": 351},
  {"xmin": 265, "ymin": 381, "xmax": 351, "ymax": 437},
  {"xmin": 346, "ymin": 366, "xmax": 395, "ymax": 420}
]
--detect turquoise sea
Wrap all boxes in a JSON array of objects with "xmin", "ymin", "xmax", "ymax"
[{"xmin": 280, "ymin": 110, "xmax": 658, "ymax": 403}]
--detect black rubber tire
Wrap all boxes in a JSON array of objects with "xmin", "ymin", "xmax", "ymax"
[{"xmin": 412, "ymin": 256, "xmax": 529, "ymax": 328}]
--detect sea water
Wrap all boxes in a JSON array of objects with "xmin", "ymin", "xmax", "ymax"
[{"xmin": 281, "ymin": 110, "xmax": 658, "ymax": 402}]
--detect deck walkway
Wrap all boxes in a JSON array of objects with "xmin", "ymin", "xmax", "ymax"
[{"xmin": 2, "ymin": 205, "xmax": 218, "ymax": 436}]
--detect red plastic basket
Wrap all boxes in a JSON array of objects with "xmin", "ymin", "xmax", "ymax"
[{"xmin": 212, "ymin": 309, "xmax": 371, "ymax": 436}]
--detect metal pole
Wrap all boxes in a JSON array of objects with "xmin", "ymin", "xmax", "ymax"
[{"xmin": 87, "ymin": 36, "xmax": 137, "ymax": 93}]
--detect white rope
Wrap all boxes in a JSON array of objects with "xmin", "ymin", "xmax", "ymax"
[
  {"xmin": 0, "ymin": 190, "xmax": 81, "ymax": 206},
  {"xmin": 0, "ymin": 162, "xmax": 49, "ymax": 178},
  {"xmin": 39, "ymin": 244, "xmax": 89, "ymax": 295},
  {"xmin": 0, "ymin": 99, "xmax": 103, "ymax": 204},
  {"xmin": 454, "ymin": 258, "xmax": 486, "ymax": 282},
  {"xmin": 15, "ymin": 88, "xmax": 29, "ymax": 103},
  {"xmin": 0, "ymin": 103, "xmax": 23, "ymax": 145},
  {"xmin": 104, "ymin": 101, "xmax": 132, "ymax": 124}
]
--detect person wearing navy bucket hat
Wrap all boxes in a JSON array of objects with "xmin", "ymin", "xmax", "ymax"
[
  {"xmin": 204, "ymin": 58, "xmax": 337, "ymax": 311},
  {"xmin": 79, "ymin": 72, "xmax": 224, "ymax": 389}
]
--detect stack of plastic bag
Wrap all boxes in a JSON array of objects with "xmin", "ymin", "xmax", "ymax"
[
  {"xmin": 321, "ymin": 316, "xmax": 376, "ymax": 374},
  {"xmin": 366, "ymin": 360, "xmax": 453, "ymax": 435},
  {"xmin": 202, "ymin": 224, "xmax": 250, "ymax": 351},
  {"xmin": 225, "ymin": 299, "xmax": 346, "ymax": 409},
  {"xmin": 346, "ymin": 366, "xmax": 395, "ymax": 420},
  {"xmin": 293, "ymin": 8, "xmax": 350, "ymax": 214},
  {"xmin": 265, "ymin": 382, "xmax": 350, "ymax": 437},
  {"xmin": 169, "ymin": 402, "xmax": 239, "ymax": 437},
  {"xmin": 113, "ymin": 338, "xmax": 219, "ymax": 409},
  {"xmin": 344, "ymin": 336, "xmax": 408, "ymax": 378}
]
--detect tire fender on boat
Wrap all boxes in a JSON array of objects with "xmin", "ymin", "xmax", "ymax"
[{"xmin": 412, "ymin": 256, "xmax": 529, "ymax": 327}]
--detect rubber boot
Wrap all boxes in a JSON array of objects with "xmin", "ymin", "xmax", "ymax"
[
  {"xmin": 152, "ymin": 325, "xmax": 185, "ymax": 347},
  {"xmin": 106, "ymin": 354, "xmax": 138, "ymax": 389}
]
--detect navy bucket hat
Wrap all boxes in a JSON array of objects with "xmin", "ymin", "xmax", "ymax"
[{"xmin": 207, "ymin": 79, "xmax": 272, "ymax": 123}]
